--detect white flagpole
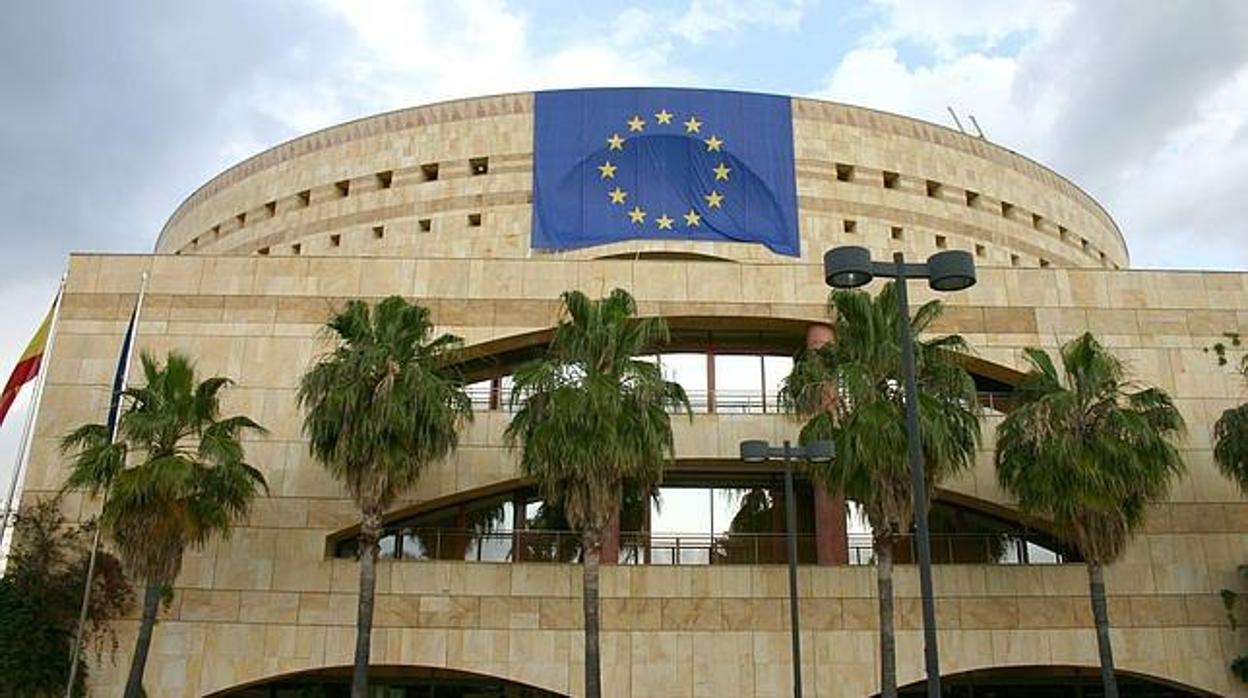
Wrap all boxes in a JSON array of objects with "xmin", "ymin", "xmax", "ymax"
[
  {"xmin": 0, "ymin": 271, "xmax": 68, "ymax": 558},
  {"xmin": 65, "ymin": 270, "xmax": 148, "ymax": 697}
]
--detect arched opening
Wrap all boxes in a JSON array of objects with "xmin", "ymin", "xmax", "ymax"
[
  {"xmin": 892, "ymin": 666, "xmax": 1216, "ymax": 697},
  {"xmin": 212, "ymin": 665, "xmax": 565, "ymax": 698}
]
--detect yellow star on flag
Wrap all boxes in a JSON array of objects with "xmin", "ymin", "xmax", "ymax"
[
  {"xmin": 598, "ymin": 161, "xmax": 617, "ymax": 179},
  {"xmin": 627, "ymin": 115, "xmax": 646, "ymax": 132},
  {"xmin": 655, "ymin": 214, "xmax": 675, "ymax": 230},
  {"xmin": 683, "ymin": 210, "xmax": 702, "ymax": 227},
  {"xmin": 704, "ymin": 135, "xmax": 724, "ymax": 152},
  {"xmin": 683, "ymin": 116, "xmax": 702, "ymax": 133},
  {"xmin": 704, "ymin": 190, "xmax": 724, "ymax": 208},
  {"xmin": 608, "ymin": 187, "xmax": 628, "ymax": 204},
  {"xmin": 655, "ymin": 109, "xmax": 674, "ymax": 125},
  {"xmin": 713, "ymin": 163, "xmax": 731, "ymax": 181},
  {"xmin": 607, "ymin": 133, "xmax": 625, "ymax": 150},
  {"xmin": 628, "ymin": 206, "xmax": 647, "ymax": 224}
]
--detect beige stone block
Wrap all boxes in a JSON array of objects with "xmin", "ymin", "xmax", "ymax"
[
  {"xmin": 603, "ymin": 597, "xmax": 662, "ymax": 631},
  {"xmin": 297, "ymin": 592, "xmax": 356, "ymax": 625},
  {"xmin": 271, "ymin": 559, "xmax": 334, "ymax": 592},
  {"xmin": 959, "ymin": 597, "xmax": 1018, "ymax": 629},
  {"xmin": 179, "ymin": 589, "xmax": 241, "ymax": 622},
  {"xmin": 238, "ymin": 591, "xmax": 300, "ymax": 624},
  {"xmin": 419, "ymin": 595, "xmax": 480, "ymax": 627}
]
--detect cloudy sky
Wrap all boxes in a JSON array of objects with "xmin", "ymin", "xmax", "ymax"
[{"xmin": 2, "ymin": 0, "xmax": 1247, "ymax": 485}]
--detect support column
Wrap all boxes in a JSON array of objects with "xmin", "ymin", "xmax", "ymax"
[{"xmin": 806, "ymin": 322, "xmax": 849, "ymax": 566}]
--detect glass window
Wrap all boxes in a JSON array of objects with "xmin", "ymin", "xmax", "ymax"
[
  {"xmin": 762, "ymin": 355, "xmax": 793, "ymax": 412},
  {"xmin": 466, "ymin": 379, "xmax": 492, "ymax": 410},
  {"xmin": 657, "ymin": 353, "xmax": 708, "ymax": 412},
  {"xmin": 713, "ymin": 355, "xmax": 762, "ymax": 413}
]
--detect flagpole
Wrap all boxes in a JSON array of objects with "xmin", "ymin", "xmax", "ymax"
[
  {"xmin": 0, "ymin": 272, "xmax": 68, "ymax": 556},
  {"xmin": 65, "ymin": 271, "xmax": 147, "ymax": 698}
]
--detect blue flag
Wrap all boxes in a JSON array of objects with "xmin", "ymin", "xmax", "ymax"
[
  {"xmin": 532, "ymin": 88, "xmax": 800, "ymax": 257},
  {"xmin": 105, "ymin": 301, "xmax": 140, "ymax": 439}
]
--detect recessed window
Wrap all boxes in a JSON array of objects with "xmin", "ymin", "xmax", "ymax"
[
  {"xmin": 418, "ymin": 218, "xmax": 432, "ymax": 233},
  {"xmin": 469, "ymin": 157, "xmax": 489, "ymax": 176},
  {"xmin": 890, "ymin": 226, "xmax": 903, "ymax": 240},
  {"xmin": 211, "ymin": 224, "xmax": 221, "ymax": 240},
  {"xmin": 835, "ymin": 164, "xmax": 854, "ymax": 182},
  {"xmin": 191, "ymin": 236, "xmax": 199, "ymax": 248},
  {"xmin": 376, "ymin": 170, "xmax": 393, "ymax": 189},
  {"xmin": 335, "ymin": 180, "xmax": 350, "ymax": 197},
  {"xmin": 1039, "ymin": 258, "xmax": 1051, "ymax": 268},
  {"xmin": 935, "ymin": 234, "xmax": 947, "ymax": 248},
  {"xmin": 1058, "ymin": 225, "xmax": 1069, "ymax": 242},
  {"xmin": 297, "ymin": 190, "xmax": 311, "ymax": 207},
  {"xmin": 1009, "ymin": 253, "xmax": 1020, "ymax": 267},
  {"xmin": 926, "ymin": 180, "xmax": 941, "ymax": 198},
  {"xmin": 1099, "ymin": 251, "xmax": 1107, "ymax": 262},
  {"xmin": 421, "ymin": 163, "xmax": 440, "ymax": 181},
  {"xmin": 965, "ymin": 190, "xmax": 979, "ymax": 207},
  {"xmin": 882, "ymin": 171, "xmax": 900, "ymax": 189},
  {"xmin": 257, "ymin": 247, "xmax": 270, "ymax": 256},
  {"xmin": 329, "ymin": 234, "xmax": 341, "ymax": 247},
  {"xmin": 236, "ymin": 212, "xmax": 246, "ymax": 227},
  {"xmin": 291, "ymin": 243, "xmax": 302, "ymax": 255},
  {"xmin": 1081, "ymin": 238, "xmax": 1090, "ymax": 251},
  {"xmin": 843, "ymin": 219, "xmax": 857, "ymax": 234},
  {"xmin": 467, "ymin": 213, "xmax": 482, "ymax": 227},
  {"xmin": 372, "ymin": 226, "xmax": 385, "ymax": 239},
  {"xmin": 265, "ymin": 201, "xmax": 277, "ymax": 217},
  {"xmin": 1032, "ymin": 213, "xmax": 1043, "ymax": 229},
  {"xmin": 974, "ymin": 244, "xmax": 986, "ymax": 258},
  {"xmin": 1001, "ymin": 201, "xmax": 1014, "ymax": 218}
]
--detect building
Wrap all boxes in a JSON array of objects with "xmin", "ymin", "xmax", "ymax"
[{"xmin": 19, "ymin": 89, "xmax": 1248, "ymax": 696}]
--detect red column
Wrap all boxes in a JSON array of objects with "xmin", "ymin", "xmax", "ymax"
[
  {"xmin": 600, "ymin": 508, "xmax": 620, "ymax": 565},
  {"xmin": 806, "ymin": 323, "xmax": 848, "ymax": 566}
]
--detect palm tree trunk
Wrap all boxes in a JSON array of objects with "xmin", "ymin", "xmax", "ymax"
[
  {"xmin": 581, "ymin": 529, "xmax": 603, "ymax": 698},
  {"xmin": 123, "ymin": 581, "xmax": 162, "ymax": 698},
  {"xmin": 1087, "ymin": 561, "xmax": 1119, "ymax": 698},
  {"xmin": 877, "ymin": 542, "xmax": 897, "ymax": 698},
  {"xmin": 352, "ymin": 508, "xmax": 383, "ymax": 698}
]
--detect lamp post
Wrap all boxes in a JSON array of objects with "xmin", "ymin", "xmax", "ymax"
[
  {"xmin": 822, "ymin": 245, "xmax": 977, "ymax": 698},
  {"xmin": 739, "ymin": 438, "xmax": 833, "ymax": 698}
]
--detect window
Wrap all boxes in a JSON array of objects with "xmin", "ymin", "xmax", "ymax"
[
  {"xmin": 236, "ymin": 212, "xmax": 246, "ymax": 228},
  {"xmin": 974, "ymin": 244, "xmax": 986, "ymax": 258},
  {"xmin": 1081, "ymin": 237, "xmax": 1090, "ymax": 251},
  {"xmin": 376, "ymin": 170, "xmax": 393, "ymax": 189},
  {"xmin": 291, "ymin": 243, "xmax": 301, "ymax": 255},
  {"xmin": 257, "ymin": 247, "xmax": 270, "ymax": 256},
  {"xmin": 469, "ymin": 157, "xmax": 489, "ymax": 175},
  {"xmin": 421, "ymin": 163, "xmax": 439, "ymax": 181},
  {"xmin": 467, "ymin": 213, "xmax": 482, "ymax": 227},
  {"xmin": 191, "ymin": 237, "xmax": 199, "ymax": 248},
  {"xmin": 335, "ymin": 180, "xmax": 350, "ymax": 197},
  {"xmin": 965, "ymin": 190, "xmax": 979, "ymax": 207},
  {"xmin": 329, "ymin": 234, "xmax": 341, "ymax": 247},
  {"xmin": 882, "ymin": 171, "xmax": 900, "ymax": 189},
  {"xmin": 1039, "ymin": 258, "xmax": 1051, "ymax": 268},
  {"xmin": 211, "ymin": 224, "xmax": 221, "ymax": 240},
  {"xmin": 372, "ymin": 225, "xmax": 385, "ymax": 239},
  {"xmin": 265, "ymin": 200, "xmax": 277, "ymax": 217},
  {"xmin": 656, "ymin": 353, "xmax": 708, "ymax": 412},
  {"xmin": 926, "ymin": 180, "xmax": 941, "ymax": 198},
  {"xmin": 418, "ymin": 218, "xmax": 432, "ymax": 233},
  {"xmin": 1059, "ymin": 225, "xmax": 1069, "ymax": 242},
  {"xmin": 1032, "ymin": 213, "xmax": 1043, "ymax": 229},
  {"xmin": 1009, "ymin": 253, "xmax": 1020, "ymax": 267},
  {"xmin": 890, "ymin": 226, "xmax": 904, "ymax": 240},
  {"xmin": 935, "ymin": 234, "xmax": 947, "ymax": 249},
  {"xmin": 835, "ymin": 163, "xmax": 853, "ymax": 182},
  {"xmin": 1001, "ymin": 201, "xmax": 1014, "ymax": 218},
  {"xmin": 297, "ymin": 190, "xmax": 311, "ymax": 207},
  {"xmin": 843, "ymin": 219, "xmax": 856, "ymax": 234}
]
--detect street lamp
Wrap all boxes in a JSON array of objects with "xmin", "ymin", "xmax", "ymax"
[
  {"xmin": 823, "ymin": 245, "xmax": 976, "ymax": 698},
  {"xmin": 739, "ymin": 438, "xmax": 833, "ymax": 698}
]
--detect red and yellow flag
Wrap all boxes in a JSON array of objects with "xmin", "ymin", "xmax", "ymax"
[{"xmin": 0, "ymin": 305, "xmax": 55, "ymax": 428}]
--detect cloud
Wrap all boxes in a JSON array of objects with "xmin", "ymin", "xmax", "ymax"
[
  {"xmin": 816, "ymin": 0, "xmax": 1248, "ymax": 270},
  {"xmin": 670, "ymin": 0, "xmax": 809, "ymax": 44}
]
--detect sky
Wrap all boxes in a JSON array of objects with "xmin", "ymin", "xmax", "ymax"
[{"xmin": 2, "ymin": 0, "xmax": 1248, "ymax": 492}]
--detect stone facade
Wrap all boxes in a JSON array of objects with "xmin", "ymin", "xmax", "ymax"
[{"xmin": 17, "ymin": 91, "xmax": 1248, "ymax": 696}]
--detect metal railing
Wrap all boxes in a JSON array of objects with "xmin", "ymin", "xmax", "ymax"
[
  {"xmin": 367, "ymin": 528, "xmax": 1068, "ymax": 566},
  {"xmin": 464, "ymin": 386, "xmax": 1015, "ymax": 415}
]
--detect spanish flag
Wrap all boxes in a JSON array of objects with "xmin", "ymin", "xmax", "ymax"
[{"xmin": 0, "ymin": 304, "xmax": 55, "ymax": 428}]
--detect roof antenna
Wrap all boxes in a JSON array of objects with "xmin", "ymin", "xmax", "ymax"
[
  {"xmin": 946, "ymin": 106, "xmax": 967, "ymax": 134},
  {"xmin": 968, "ymin": 114, "xmax": 986, "ymax": 140}
]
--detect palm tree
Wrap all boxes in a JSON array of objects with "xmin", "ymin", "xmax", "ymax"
[
  {"xmin": 994, "ymin": 332, "xmax": 1185, "ymax": 698},
  {"xmin": 781, "ymin": 283, "xmax": 981, "ymax": 698},
  {"xmin": 504, "ymin": 289, "xmax": 688, "ymax": 698},
  {"xmin": 298, "ymin": 296, "xmax": 472, "ymax": 698},
  {"xmin": 1214, "ymin": 355, "xmax": 1248, "ymax": 494},
  {"xmin": 61, "ymin": 351, "xmax": 267, "ymax": 698}
]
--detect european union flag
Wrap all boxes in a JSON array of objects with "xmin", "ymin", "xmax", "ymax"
[{"xmin": 532, "ymin": 88, "xmax": 800, "ymax": 257}]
